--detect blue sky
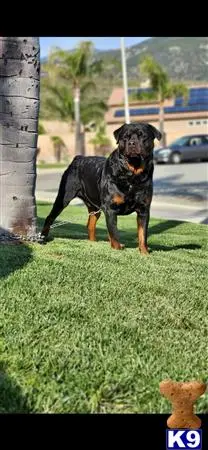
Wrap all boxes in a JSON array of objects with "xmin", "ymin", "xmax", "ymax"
[{"xmin": 40, "ymin": 37, "xmax": 150, "ymax": 58}]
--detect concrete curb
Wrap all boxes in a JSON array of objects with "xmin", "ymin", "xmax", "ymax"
[
  {"xmin": 36, "ymin": 192, "xmax": 208, "ymax": 224},
  {"xmin": 36, "ymin": 168, "xmax": 67, "ymax": 175},
  {"xmin": 36, "ymin": 192, "xmax": 207, "ymax": 209},
  {"xmin": 151, "ymin": 200, "xmax": 207, "ymax": 211}
]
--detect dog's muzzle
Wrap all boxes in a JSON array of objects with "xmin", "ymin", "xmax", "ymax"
[{"xmin": 125, "ymin": 141, "xmax": 144, "ymax": 159}]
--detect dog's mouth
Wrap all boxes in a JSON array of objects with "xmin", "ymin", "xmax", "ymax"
[
  {"xmin": 125, "ymin": 154, "xmax": 144, "ymax": 168},
  {"xmin": 119, "ymin": 139, "xmax": 150, "ymax": 165},
  {"xmin": 126, "ymin": 149, "xmax": 141, "ymax": 158}
]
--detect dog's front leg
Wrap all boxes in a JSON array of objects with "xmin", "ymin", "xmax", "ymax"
[
  {"xmin": 136, "ymin": 209, "xmax": 150, "ymax": 255},
  {"xmin": 105, "ymin": 210, "xmax": 124, "ymax": 250}
]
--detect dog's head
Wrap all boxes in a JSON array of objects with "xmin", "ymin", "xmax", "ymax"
[{"xmin": 113, "ymin": 122, "xmax": 162, "ymax": 162}]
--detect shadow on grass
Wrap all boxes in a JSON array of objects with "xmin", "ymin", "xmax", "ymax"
[
  {"xmin": 148, "ymin": 243, "xmax": 201, "ymax": 252},
  {"xmin": 0, "ymin": 361, "xmax": 30, "ymax": 413},
  {"xmin": 149, "ymin": 219, "xmax": 184, "ymax": 235},
  {"xmin": 201, "ymin": 217, "xmax": 208, "ymax": 224},
  {"xmin": 0, "ymin": 227, "xmax": 33, "ymax": 279},
  {"xmin": 37, "ymin": 216, "xmax": 201, "ymax": 252}
]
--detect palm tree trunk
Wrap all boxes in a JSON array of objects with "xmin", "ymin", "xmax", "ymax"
[
  {"xmin": 158, "ymin": 97, "xmax": 166, "ymax": 147},
  {"xmin": 0, "ymin": 37, "xmax": 40, "ymax": 237},
  {"xmin": 54, "ymin": 144, "xmax": 61, "ymax": 162},
  {"xmin": 80, "ymin": 130, "xmax": 86, "ymax": 156},
  {"xmin": 74, "ymin": 86, "xmax": 82, "ymax": 155}
]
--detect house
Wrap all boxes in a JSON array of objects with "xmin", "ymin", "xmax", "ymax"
[
  {"xmin": 105, "ymin": 86, "xmax": 208, "ymax": 147},
  {"xmin": 37, "ymin": 85, "xmax": 208, "ymax": 162}
]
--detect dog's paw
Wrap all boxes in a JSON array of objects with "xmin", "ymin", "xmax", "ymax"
[
  {"xmin": 111, "ymin": 242, "xmax": 125, "ymax": 250},
  {"xmin": 139, "ymin": 246, "xmax": 149, "ymax": 255}
]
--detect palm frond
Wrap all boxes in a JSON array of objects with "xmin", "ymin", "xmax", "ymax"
[
  {"xmin": 43, "ymin": 84, "xmax": 74, "ymax": 121},
  {"xmin": 171, "ymin": 82, "xmax": 189, "ymax": 99},
  {"xmin": 45, "ymin": 42, "xmax": 103, "ymax": 87},
  {"xmin": 81, "ymin": 80, "xmax": 97, "ymax": 97},
  {"xmin": 44, "ymin": 98, "xmax": 68, "ymax": 120},
  {"xmin": 139, "ymin": 54, "xmax": 187, "ymax": 101},
  {"xmin": 89, "ymin": 59, "xmax": 103, "ymax": 75}
]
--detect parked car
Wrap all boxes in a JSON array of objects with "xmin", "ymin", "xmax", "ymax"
[{"xmin": 154, "ymin": 134, "xmax": 208, "ymax": 164}]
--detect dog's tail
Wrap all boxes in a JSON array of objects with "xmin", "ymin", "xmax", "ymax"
[{"xmin": 40, "ymin": 157, "xmax": 82, "ymax": 238}]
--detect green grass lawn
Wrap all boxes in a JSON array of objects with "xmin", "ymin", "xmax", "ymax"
[
  {"xmin": 0, "ymin": 202, "xmax": 208, "ymax": 413},
  {"xmin": 37, "ymin": 163, "xmax": 68, "ymax": 170}
]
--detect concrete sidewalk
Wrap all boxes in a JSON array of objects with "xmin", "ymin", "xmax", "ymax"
[
  {"xmin": 37, "ymin": 168, "xmax": 67, "ymax": 175},
  {"xmin": 151, "ymin": 198, "xmax": 208, "ymax": 224},
  {"xmin": 36, "ymin": 190, "xmax": 208, "ymax": 225}
]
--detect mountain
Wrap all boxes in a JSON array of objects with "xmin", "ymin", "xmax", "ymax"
[
  {"xmin": 41, "ymin": 37, "xmax": 208, "ymax": 83},
  {"xmin": 96, "ymin": 37, "xmax": 208, "ymax": 83},
  {"xmin": 40, "ymin": 37, "xmax": 208, "ymax": 118}
]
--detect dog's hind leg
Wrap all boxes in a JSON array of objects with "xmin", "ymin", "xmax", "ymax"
[
  {"xmin": 41, "ymin": 169, "xmax": 79, "ymax": 238},
  {"xmin": 87, "ymin": 207, "xmax": 101, "ymax": 241}
]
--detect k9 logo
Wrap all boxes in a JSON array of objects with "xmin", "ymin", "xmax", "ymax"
[{"xmin": 166, "ymin": 429, "xmax": 202, "ymax": 449}]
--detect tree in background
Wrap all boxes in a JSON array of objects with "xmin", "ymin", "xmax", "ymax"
[
  {"xmin": 0, "ymin": 37, "xmax": 40, "ymax": 238},
  {"xmin": 44, "ymin": 41, "xmax": 103, "ymax": 155},
  {"xmin": 41, "ymin": 81, "xmax": 108, "ymax": 156},
  {"xmin": 38, "ymin": 122, "xmax": 46, "ymax": 135},
  {"xmin": 90, "ymin": 123, "xmax": 112, "ymax": 156},
  {"xmin": 139, "ymin": 55, "xmax": 188, "ymax": 146},
  {"xmin": 50, "ymin": 136, "xmax": 67, "ymax": 163}
]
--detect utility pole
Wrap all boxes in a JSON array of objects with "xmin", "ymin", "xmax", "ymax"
[{"xmin": 120, "ymin": 37, "xmax": 130, "ymax": 124}]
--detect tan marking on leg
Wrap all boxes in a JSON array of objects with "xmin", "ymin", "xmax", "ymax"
[
  {"xmin": 87, "ymin": 212, "xmax": 101, "ymax": 241},
  {"xmin": 137, "ymin": 219, "xmax": 149, "ymax": 255},
  {"xmin": 108, "ymin": 234, "xmax": 125, "ymax": 250}
]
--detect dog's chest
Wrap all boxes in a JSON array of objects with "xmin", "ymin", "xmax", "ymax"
[{"xmin": 111, "ymin": 179, "xmax": 151, "ymax": 215}]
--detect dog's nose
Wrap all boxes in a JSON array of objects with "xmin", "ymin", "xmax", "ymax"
[{"xmin": 129, "ymin": 140, "xmax": 135, "ymax": 146}]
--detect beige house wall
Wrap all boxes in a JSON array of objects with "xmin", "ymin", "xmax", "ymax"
[
  {"xmin": 37, "ymin": 85, "xmax": 208, "ymax": 162},
  {"xmin": 37, "ymin": 120, "xmax": 106, "ymax": 163},
  {"xmin": 106, "ymin": 117, "xmax": 208, "ymax": 149},
  {"xmin": 105, "ymin": 85, "xmax": 208, "ymax": 149},
  {"xmin": 38, "ymin": 117, "xmax": 208, "ymax": 162},
  {"xmin": 162, "ymin": 118, "xmax": 208, "ymax": 145}
]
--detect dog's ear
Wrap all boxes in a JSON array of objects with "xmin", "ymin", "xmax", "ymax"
[
  {"xmin": 113, "ymin": 124, "xmax": 126, "ymax": 143},
  {"xmin": 149, "ymin": 124, "xmax": 162, "ymax": 141}
]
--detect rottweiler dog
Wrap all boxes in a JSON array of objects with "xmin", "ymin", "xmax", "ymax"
[{"xmin": 41, "ymin": 122, "xmax": 161, "ymax": 253}]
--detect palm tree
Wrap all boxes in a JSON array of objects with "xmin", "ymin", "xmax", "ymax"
[
  {"xmin": 42, "ymin": 81, "xmax": 108, "ymax": 155},
  {"xmin": 0, "ymin": 37, "xmax": 40, "ymax": 238},
  {"xmin": 139, "ymin": 55, "xmax": 188, "ymax": 146},
  {"xmin": 45, "ymin": 41, "xmax": 103, "ymax": 154},
  {"xmin": 38, "ymin": 122, "xmax": 46, "ymax": 135},
  {"xmin": 90, "ymin": 123, "xmax": 112, "ymax": 156},
  {"xmin": 50, "ymin": 136, "xmax": 66, "ymax": 162}
]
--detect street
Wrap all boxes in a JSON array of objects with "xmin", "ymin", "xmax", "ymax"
[
  {"xmin": 36, "ymin": 162, "xmax": 208, "ymax": 224},
  {"xmin": 153, "ymin": 161, "xmax": 207, "ymax": 203}
]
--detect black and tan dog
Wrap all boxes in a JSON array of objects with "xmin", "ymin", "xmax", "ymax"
[{"xmin": 41, "ymin": 122, "xmax": 161, "ymax": 253}]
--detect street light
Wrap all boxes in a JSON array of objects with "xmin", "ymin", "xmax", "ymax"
[{"xmin": 120, "ymin": 37, "xmax": 130, "ymax": 124}]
